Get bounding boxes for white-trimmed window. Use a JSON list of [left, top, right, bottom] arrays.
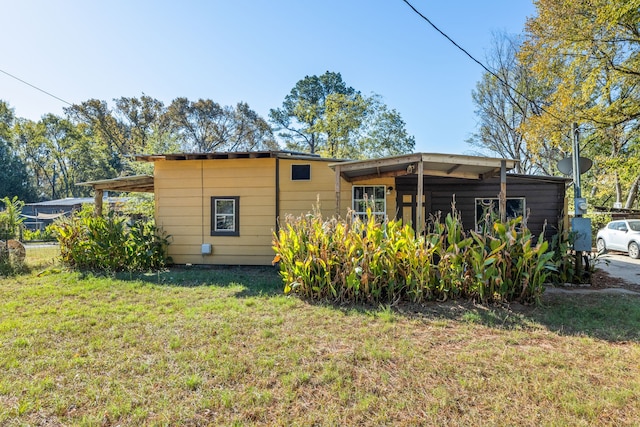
[[352, 185, 386, 222], [211, 196, 240, 236], [475, 197, 525, 232]]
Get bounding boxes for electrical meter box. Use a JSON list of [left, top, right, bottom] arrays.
[[575, 197, 588, 215], [571, 217, 592, 252]]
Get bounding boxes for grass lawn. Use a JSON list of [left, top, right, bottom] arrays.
[[1, 246, 640, 426]]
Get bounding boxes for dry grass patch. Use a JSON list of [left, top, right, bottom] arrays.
[[1, 251, 640, 425]]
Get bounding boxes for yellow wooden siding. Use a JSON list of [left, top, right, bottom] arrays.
[[278, 159, 341, 218], [153, 157, 398, 266], [154, 158, 276, 265], [170, 253, 273, 266]]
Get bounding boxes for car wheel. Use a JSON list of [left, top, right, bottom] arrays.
[[629, 242, 640, 259], [596, 238, 607, 254]]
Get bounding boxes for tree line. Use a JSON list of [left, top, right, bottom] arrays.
[[0, 71, 415, 203], [468, 0, 640, 209], [3, 0, 639, 211]]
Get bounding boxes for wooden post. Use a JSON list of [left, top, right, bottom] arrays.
[[94, 189, 103, 217], [416, 159, 424, 235], [335, 165, 341, 216], [499, 160, 507, 223]]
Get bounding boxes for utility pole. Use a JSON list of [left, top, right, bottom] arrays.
[[572, 123, 582, 278], [571, 123, 592, 281], [572, 123, 581, 204]]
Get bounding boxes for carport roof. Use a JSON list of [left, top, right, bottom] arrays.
[[76, 175, 155, 193], [328, 153, 519, 182]]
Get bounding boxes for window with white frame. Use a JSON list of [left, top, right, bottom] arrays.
[[475, 197, 525, 233], [352, 185, 386, 222], [211, 196, 240, 236]]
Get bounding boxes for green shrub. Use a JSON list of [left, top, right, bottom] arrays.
[[51, 207, 171, 272], [273, 205, 558, 305], [22, 225, 57, 242], [0, 196, 25, 241]]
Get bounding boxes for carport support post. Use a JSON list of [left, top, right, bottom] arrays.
[[335, 165, 341, 216], [94, 189, 103, 217], [416, 159, 424, 235], [500, 160, 507, 223]]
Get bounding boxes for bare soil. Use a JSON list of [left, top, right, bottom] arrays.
[[554, 268, 640, 294]]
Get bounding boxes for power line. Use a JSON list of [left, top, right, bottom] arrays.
[[400, 0, 567, 125], [0, 68, 73, 107]]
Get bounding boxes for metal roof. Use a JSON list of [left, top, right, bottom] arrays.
[[26, 197, 96, 207], [329, 153, 519, 182]]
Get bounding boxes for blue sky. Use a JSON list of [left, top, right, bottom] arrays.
[[2, 1, 536, 154]]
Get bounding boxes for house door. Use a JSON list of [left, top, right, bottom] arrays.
[[396, 189, 429, 230]]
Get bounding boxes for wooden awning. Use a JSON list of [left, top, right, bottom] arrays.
[[76, 175, 154, 193], [328, 153, 519, 235], [328, 153, 518, 182], [76, 175, 154, 216]]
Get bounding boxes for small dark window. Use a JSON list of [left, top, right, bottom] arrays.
[[291, 164, 311, 181], [211, 196, 240, 236]]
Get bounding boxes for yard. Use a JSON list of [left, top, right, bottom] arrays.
[[1, 246, 640, 426]]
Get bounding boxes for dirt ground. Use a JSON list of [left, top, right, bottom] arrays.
[[550, 267, 640, 296], [590, 268, 638, 290]]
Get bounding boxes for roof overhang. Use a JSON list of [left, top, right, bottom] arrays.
[[76, 175, 155, 193], [329, 153, 519, 182], [133, 150, 340, 163]]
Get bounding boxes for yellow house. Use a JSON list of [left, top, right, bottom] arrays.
[[82, 151, 569, 267], [134, 151, 396, 265]]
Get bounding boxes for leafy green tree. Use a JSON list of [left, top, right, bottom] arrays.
[[269, 71, 356, 154], [14, 115, 115, 200], [164, 98, 276, 152], [0, 101, 36, 201], [65, 99, 128, 173], [354, 96, 415, 160], [316, 93, 368, 158], [519, 0, 640, 208], [521, 0, 640, 131], [270, 71, 414, 158]]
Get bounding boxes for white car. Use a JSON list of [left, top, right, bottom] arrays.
[[596, 219, 640, 259]]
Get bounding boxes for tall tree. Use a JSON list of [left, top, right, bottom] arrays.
[[65, 99, 128, 173], [522, 0, 640, 131], [520, 0, 640, 208], [469, 33, 556, 174], [13, 115, 115, 200], [270, 71, 414, 158], [353, 96, 415, 160], [114, 95, 167, 152], [164, 98, 276, 152], [0, 101, 36, 201], [269, 71, 356, 154]]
